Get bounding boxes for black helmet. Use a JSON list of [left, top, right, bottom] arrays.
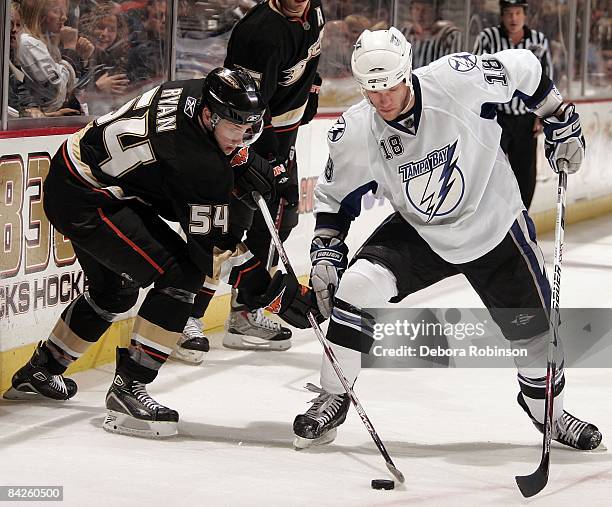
[[500, 0, 528, 10], [202, 67, 266, 125]]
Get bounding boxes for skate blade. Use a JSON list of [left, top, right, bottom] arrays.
[[223, 333, 291, 351], [293, 428, 337, 450], [169, 348, 204, 365], [102, 410, 178, 439], [2, 385, 67, 402]]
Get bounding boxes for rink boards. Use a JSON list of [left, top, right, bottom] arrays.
[[1, 102, 612, 391]]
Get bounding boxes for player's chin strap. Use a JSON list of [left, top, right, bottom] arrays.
[[252, 191, 405, 485]]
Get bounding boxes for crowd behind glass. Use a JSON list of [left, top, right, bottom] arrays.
[[2, 0, 611, 126]]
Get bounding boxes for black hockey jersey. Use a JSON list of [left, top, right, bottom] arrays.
[[64, 79, 243, 275], [225, 0, 325, 158]]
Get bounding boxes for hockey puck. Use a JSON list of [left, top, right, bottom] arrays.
[[371, 479, 394, 490]]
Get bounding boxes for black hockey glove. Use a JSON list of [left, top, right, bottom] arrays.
[[301, 73, 322, 126], [271, 158, 299, 209], [226, 254, 271, 294], [241, 271, 323, 329], [543, 103, 586, 174], [310, 230, 349, 319], [233, 153, 274, 210]]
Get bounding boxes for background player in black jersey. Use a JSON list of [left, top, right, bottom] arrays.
[[174, 0, 326, 357], [3, 67, 320, 438]]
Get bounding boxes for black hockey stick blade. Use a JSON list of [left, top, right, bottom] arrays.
[[516, 458, 549, 497], [386, 462, 405, 483]]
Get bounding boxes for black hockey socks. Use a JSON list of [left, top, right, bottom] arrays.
[[44, 293, 115, 373], [129, 286, 195, 373], [327, 298, 376, 353], [190, 286, 216, 319]]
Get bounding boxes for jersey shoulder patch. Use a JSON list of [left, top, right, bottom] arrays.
[[447, 53, 478, 72], [327, 100, 370, 146], [327, 116, 346, 142]]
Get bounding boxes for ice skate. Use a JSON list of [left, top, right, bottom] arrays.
[[518, 393, 602, 450], [223, 306, 292, 351], [103, 349, 178, 438], [170, 316, 210, 364], [293, 383, 350, 449], [3, 343, 77, 401]]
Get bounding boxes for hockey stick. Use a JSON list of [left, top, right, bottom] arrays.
[[253, 191, 405, 484], [515, 164, 568, 497], [265, 199, 285, 270]]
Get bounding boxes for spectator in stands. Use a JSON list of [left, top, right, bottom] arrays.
[[370, 20, 390, 30], [318, 19, 352, 78], [66, 0, 89, 27], [80, 3, 130, 97], [468, 0, 499, 38], [345, 14, 372, 44], [8, 1, 41, 117], [127, 0, 168, 83], [403, 0, 436, 37], [324, 0, 354, 20], [18, 0, 94, 115], [401, 0, 462, 69]]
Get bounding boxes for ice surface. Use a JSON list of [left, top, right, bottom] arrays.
[[1, 215, 611, 506]]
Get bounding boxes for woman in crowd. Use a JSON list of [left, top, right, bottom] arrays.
[[18, 0, 94, 115], [8, 1, 41, 117], [80, 2, 130, 101]]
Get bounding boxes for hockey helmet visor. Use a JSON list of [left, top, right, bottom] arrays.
[[203, 67, 266, 145]]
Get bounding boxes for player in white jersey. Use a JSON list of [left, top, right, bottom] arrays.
[[292, 27, 602, 452]]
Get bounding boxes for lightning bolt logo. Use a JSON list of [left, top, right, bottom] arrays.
[[328, 117, 346, 142], [420, 141, 459, 222]]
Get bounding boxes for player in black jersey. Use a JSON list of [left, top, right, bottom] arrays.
[[3, 67, 320, 438], [227, 0, 324, 265], [178, 0, 326, 355]]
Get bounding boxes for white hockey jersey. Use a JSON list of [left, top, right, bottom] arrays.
[[17, 33, 76, 113], [315, 49, 549, 264]]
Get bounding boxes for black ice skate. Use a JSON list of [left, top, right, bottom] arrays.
[[170, 316, 210, 364], [103, 349, 178, 438], [293, 383, 350, 449], [3, 343, 77, 401], [518, 393, 602, 450]]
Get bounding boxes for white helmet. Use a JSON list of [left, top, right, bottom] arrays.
[[351, 27, 413, 91]]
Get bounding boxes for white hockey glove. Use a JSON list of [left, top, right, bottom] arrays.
[[542, 103, 586, 174], [310, 229, 349, 319]]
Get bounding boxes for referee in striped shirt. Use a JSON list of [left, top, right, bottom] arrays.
[[473, 0, 553, 209], [402, 0, 463, 69]]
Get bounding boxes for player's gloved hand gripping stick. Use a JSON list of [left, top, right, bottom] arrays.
[[252, 190, 405, 485]]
